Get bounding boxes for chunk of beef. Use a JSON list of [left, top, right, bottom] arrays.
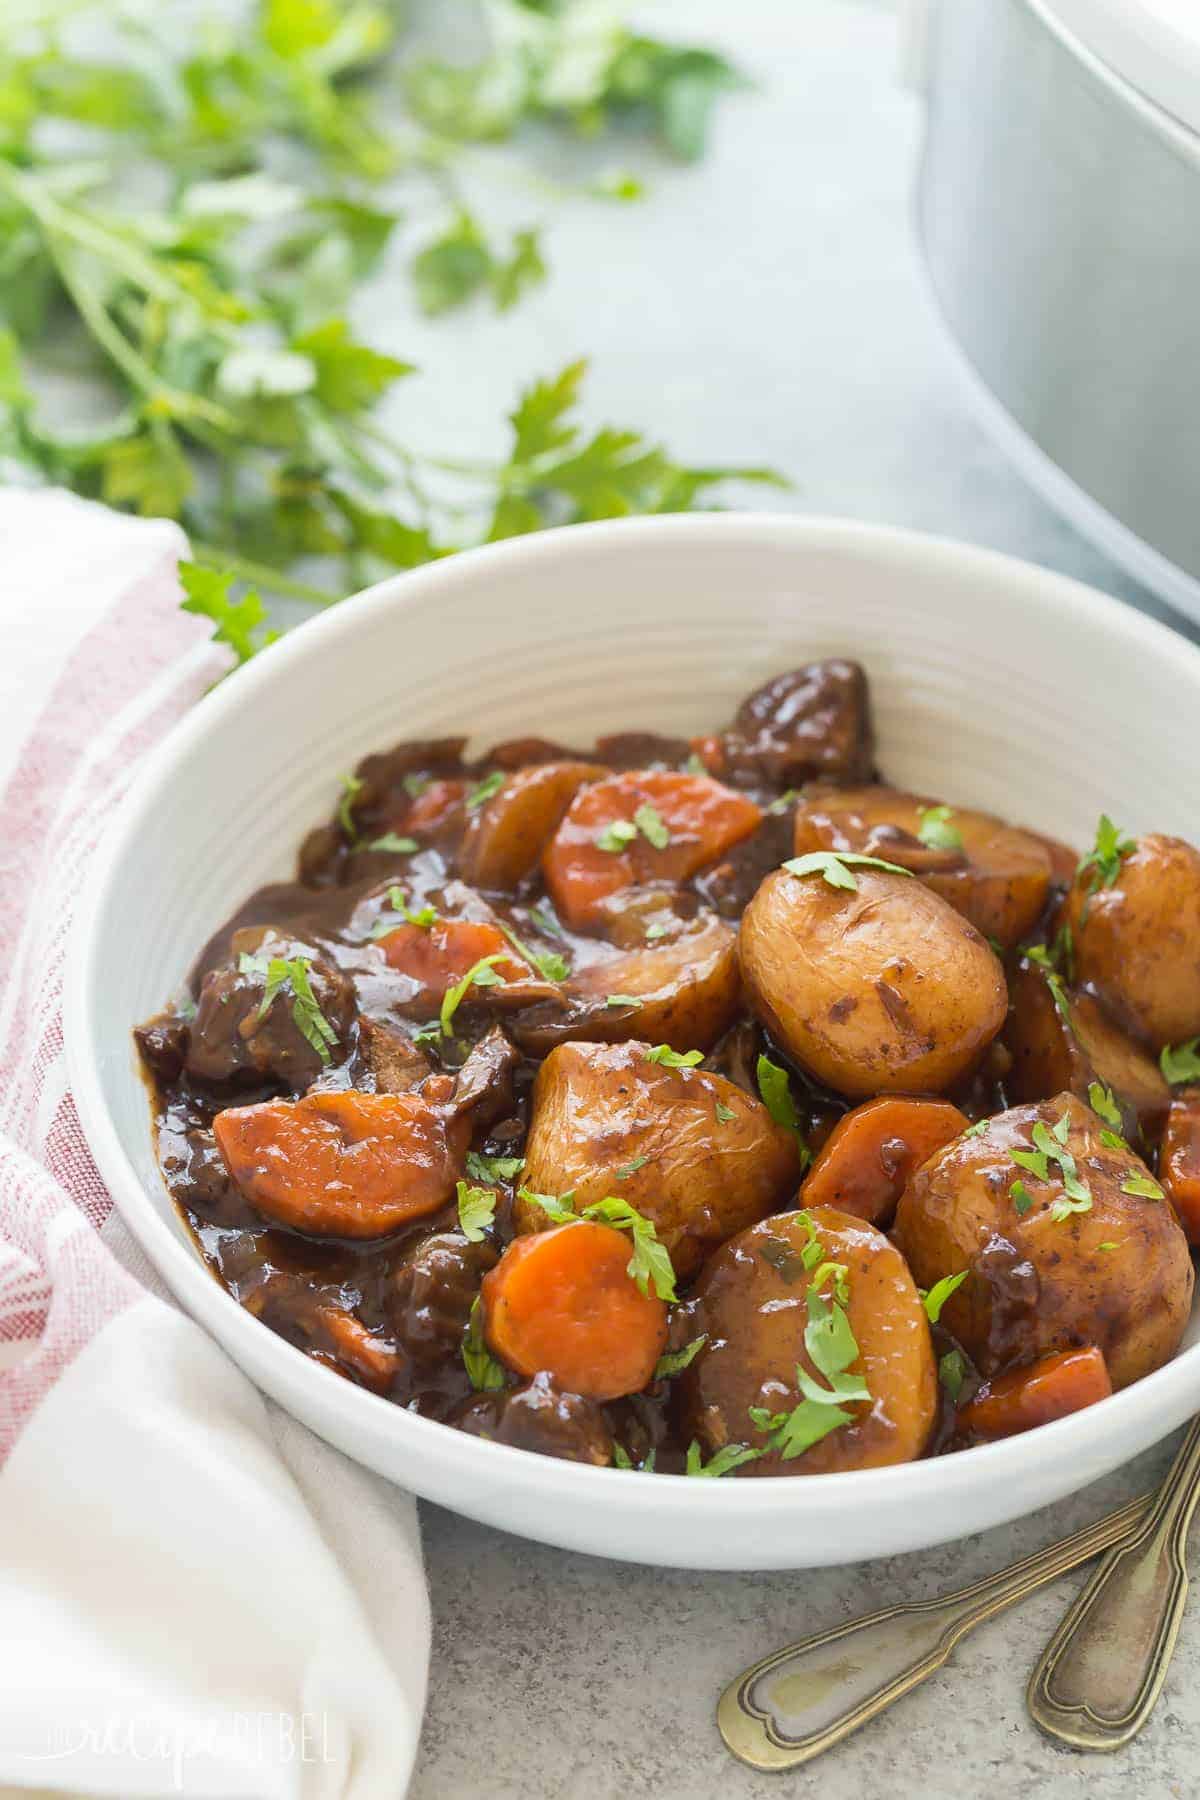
[[719, 660, 874, 788], [186, 928, 355, 1091]]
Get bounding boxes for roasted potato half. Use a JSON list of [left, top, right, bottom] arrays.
[[516, 1040, 802, 1279], [893, 1093, 1192, 1390], [1003, 956, 1170, 1141], [676, 1206, 937, 1474], [739, 865, 1007, 1098], [459, 761, 607, 893], [1062, 833, 1200, 1049], [792, 784, 1053, 948], [512, 911, 740, 1057]]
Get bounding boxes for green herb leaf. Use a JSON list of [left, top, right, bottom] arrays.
[[1076, 814, 1135, 903], [370, 885, 439, 935], [715, 1102, 736, 1124], [922, 1270, 969, 1324], [456, 1180, 497, 1243], [463, 1296, 505, 1391], [1097, 1241, 1119, 1253], [368, 833, 419, 854], [615, 1155, 649, 1180], [1088, 1082, 1123, 1130], [496, 920, 569, 984], [440, 953, 507, 1037], [755, 1054, 811, 1165], [1161, 1037, 1200, 1085], [962, 1119, 991, 1139], [939, 1349, 968, 1402], [1012, 1179, 1035, 1216], [766, 789, 797, 815], [245, 953, 338, 1064], [605, 993, 642, 1010], [634, 802, 670, 849], [644, 1045, 704, 1068], [579, 1195, 677, 1301], [612, 1442, 633, 1469], [654, 1335, 707, 1380], [685, 1440, 762, 1478], [595, 818, 639, 853], [178, 564, 278, 669], [916, 804, 963, 851], [516, 1187, 579, 1226], [466, 1150, 524, 1183], [466, 770, 505, 811], [1121, 1173, 1164, 1200], [782, 851, 915, 892]]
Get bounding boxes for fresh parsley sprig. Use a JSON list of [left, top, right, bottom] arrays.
[[239, 949, 339, 1063], [782, 851, 913, 892], [755, 1054, 811, 1167], [1161, 1038, 1200, 1086], [517, 1188, 677, 1301], [916, 804, 963, 851]]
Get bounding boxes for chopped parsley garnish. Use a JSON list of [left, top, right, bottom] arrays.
[[1008, 1115, 1094, 1221], [1012, 1179, 1035, 1216], [1076, 814, 1135, 920], [612, 1442, 633, 1469], [1121, 1173, 1164, 1200], [605, 993, 642, 1010], [466, 770, 505, 811], [497, 920, 569, 983], [782, 850, 914, 892], [466, 1151, 525, 1183], [615, 1155, 649, 1179], [368, 832, 419, 854], [755, 1054, 811, 1166], [1097, 1241, 1119, 1253], [240, 951, 338, 1064], [1161, 1038, 1200, 1085], [440, 953, 507, 1037], [922, 1270, 968, 1324], [916, 804, 963, 851], [962, 1119, 991, 1138], [767, 789, 797, 815], [402, 773, 431, 800], [412, 1020, 443, 1048], [645, 921, 669, 941], [462, 1297, 505, 1392], [338, 772, 365, 844], [633, 802, 670, 849], [715, 1102, 737, 1124], [371, 885, 438, 935], [644, 1045, 704, 1068], [749, 1254, 869, 1459], [1023, 943, 1072, 1019], [595, 819, 639, 853], [456, 1181, 497, 1242], [654, 1335, 707, 1380], [939, 1349, 968, 1402], [685, 1441, 762, 1478], [1088, 1082, 1123, 1131], [517, 1189, 677, 1301]]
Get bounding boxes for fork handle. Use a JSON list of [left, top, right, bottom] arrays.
[[1027, 1418, 1200, 1751], [717, 1493, 1149, 1772]]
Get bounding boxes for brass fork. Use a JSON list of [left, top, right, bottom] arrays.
[[717, 1492, 1151, 1772]]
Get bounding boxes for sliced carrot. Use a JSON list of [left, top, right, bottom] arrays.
[[542, 769, 762, 928], [213, 1088, 460, 1238], [311, 1307, 400, 1392], [481, 1220, 667, 1400], [800, 1096, 969, 1226], [377, 918, 529, 996], [1161, 1088, 1200, 1244], [959, 1347, 1112, 1441], [404, 778, 467, 833]]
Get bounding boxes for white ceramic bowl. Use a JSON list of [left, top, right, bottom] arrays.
[[67, 515, 1200, 1570]]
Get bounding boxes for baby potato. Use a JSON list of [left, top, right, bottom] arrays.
[[512, 912, 740, 1057], [739, 866, 1007, 1098], [516, 1040, 802, 1280], [676, 1206, 937, 1475], [1003, 957, 1170, 1140], [792, 785, 1052, 947], [1063, 833, 1200, 1049], [459, 761, 607, 893], [893, 1093, 1192, 1390]]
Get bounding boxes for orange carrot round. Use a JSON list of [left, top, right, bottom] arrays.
[[542, 769, 762, 928], [959, 1347, 1112, 1441], [481, 1220, 668, 1400], [1161, 1089, 1200, 1244], [213, 1089, 460, 1238], [801, 1096, 970, 1226], [377, 917, 528, 995]]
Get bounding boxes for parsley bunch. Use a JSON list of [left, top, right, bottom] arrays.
[[1, 0, 781, 668]]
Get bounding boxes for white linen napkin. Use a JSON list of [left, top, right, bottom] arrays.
[[0, 488, 430, 1800]]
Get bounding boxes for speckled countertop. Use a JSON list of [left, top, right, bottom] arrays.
[[383, 3, 1200, 1793]]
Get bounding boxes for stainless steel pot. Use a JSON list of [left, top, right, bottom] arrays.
[[916, 0, 1200, 622]]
